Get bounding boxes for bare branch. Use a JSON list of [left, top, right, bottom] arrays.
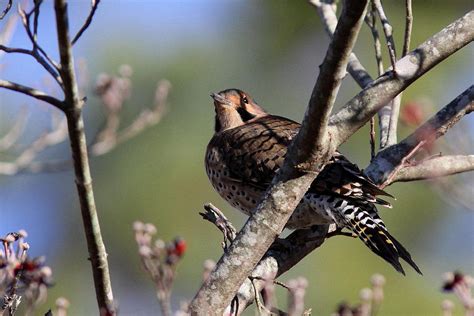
[[0, 0, 12, 20], [403, 0, 413, 57], [0, 116, 67, 175], [0, 44, 63, 86], [366, 85, 474, 185], [226, 225, 329, 315], [373, 0, 397, 71], [72, 0, 101, 45], [329, 11, 474, 144], [365, 4, 393, 151], [311, 0, 373, 89], [0, 79, 64, 109], [18, 3, 61, 75], [199, 203, 237, 252], [91, 79, 170, 156], [391, 155, 474, 183], [54, 0, 115, 313]]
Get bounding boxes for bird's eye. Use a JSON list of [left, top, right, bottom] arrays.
[[242, 96, 249, 104]]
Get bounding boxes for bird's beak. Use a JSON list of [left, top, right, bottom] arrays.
[[210, 92, 227, 104]]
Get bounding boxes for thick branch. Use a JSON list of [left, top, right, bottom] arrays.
[[329, 10, 474, 144], [228, 225, 329, 315], [54, 0, 115, 314], [0, 79, 64, 110], [391, 155, 474, 183], [366, 85, 474, 185], [189, 1, 368, 313]]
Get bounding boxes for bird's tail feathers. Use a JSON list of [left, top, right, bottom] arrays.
[[344, 207, 422, 275]]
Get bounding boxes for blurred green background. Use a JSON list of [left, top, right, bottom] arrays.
[[1, 1, 473, 315]]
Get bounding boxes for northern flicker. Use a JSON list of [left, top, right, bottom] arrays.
[[205, 88, 421, 275]]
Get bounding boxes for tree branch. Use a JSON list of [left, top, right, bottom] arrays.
[[0, 79, 64, 110], [311, 0, 373, 89], [402, 0, 413, 57], [54, 0, 115, 314], [189, 1, 369, 313], [71, 0, 101, 45], [226, 225, 329, 315], [329, 10, 474, 144], [0, 0, 12, 20], [390, 155, 474, 183], [18, 3, 61, 76], [373, 0, 397, 71], [0, 116, 67, 175], [366, 85, 474, 185]]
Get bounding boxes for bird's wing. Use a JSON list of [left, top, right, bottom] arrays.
[[218, 115, 299, 190], [310, 152, 393, 207]]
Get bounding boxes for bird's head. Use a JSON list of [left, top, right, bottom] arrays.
[[210, 89, 268, 133]]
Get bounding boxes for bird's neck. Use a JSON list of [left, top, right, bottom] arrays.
[[214, 108, 245, 132]]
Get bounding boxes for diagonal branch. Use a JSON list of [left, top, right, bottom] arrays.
[[227, 225, 329, 315], [72, 0, 101, 45], [365, 85, 474, 185], [0, 117, 68, 175], [189, 1, 369, 313], [0, 79, 64, 110], [0, 0, 12, 20], [390, 155, 474, 183], [329, 10, 474, 145]]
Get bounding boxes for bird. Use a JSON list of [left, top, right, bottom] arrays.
[[205, 88, 422, 275]]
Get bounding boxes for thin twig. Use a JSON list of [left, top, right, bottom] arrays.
[[91, 79, 171, 156], [0, 79, 64, 109], [72, 0, 101, 45], [366, 5, 393, 151], [372, 0, 402, 147], [15, 3, 63, 87], [402, 0, 413, 57], [0, 0, 12, 20], [18, 2, 61, 72], [369, 117, 376, 160], [0, 116, 68, 175], [199, 203, 237, 252], [33, 0, 41, 39], [373, 0, 397, 72], [0, 44, 63, 86]]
